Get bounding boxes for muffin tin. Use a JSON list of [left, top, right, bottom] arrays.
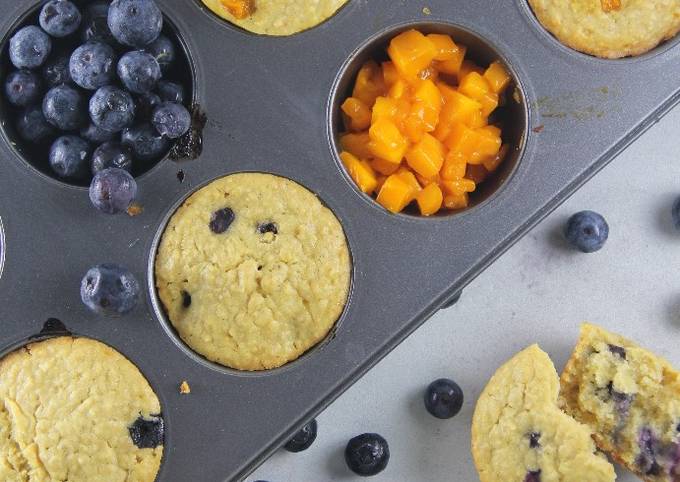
[[0, 0, 679, 480]]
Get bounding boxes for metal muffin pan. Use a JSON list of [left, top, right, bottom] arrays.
[[0, 0, 679, 480]]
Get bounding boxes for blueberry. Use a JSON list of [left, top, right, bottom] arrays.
[[117, 51, 161, 94], [39, 1, 81, 38], [91, 142, 133, 174], [89, 86, 135, 132], [81, 1, 117, 44], [524, 470, 541, 482], [69, 41, 116, 90], [42, 53, 72, 87], [81, 123, 117, 143], [135, 92, 161, 119], [128, 415, 164, 449], [48, 135, 90, 179], [209, 208, 235, 234], [43, 84, 85, 130], [672, 196, 680, 231], [424, 378, 464, 419], [156, 80, 184, 103], [80, 263, 140, 315], [145, 35, 175, 72], [121, 123, 169, 161], [181, 290, 191, 308], [152, 102, 191, 139], [608, 344, 626, 360], [89, 168, 137, 214], [344, 433, 390, 477], [284, 419, 317, 453], [564, 210, 609, 253], [257, 222, 278, 235], [9, 26, 52, 69], [637, 427, 662, 476], [4, 70, 41, 107], [17, 105, 55, 142], [108, 0, 163, 48], [528, 432, 541, 448]]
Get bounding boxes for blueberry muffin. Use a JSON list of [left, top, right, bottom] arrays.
[[528, 0, 680, 58], [201, 0, 349, 36], [0, 336, 163, 482], [472, 345, 616, 482], [155, 173, 351, 371], [561, 323, 680, 481]]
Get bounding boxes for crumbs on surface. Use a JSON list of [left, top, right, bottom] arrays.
[[179, 380, 191, 394], [127, 202, 144, 217]]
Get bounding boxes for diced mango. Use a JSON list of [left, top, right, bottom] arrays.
[[458, 60, 484, 82], [436, 82, 458, 102], [375, 175, 388, 193], [377, 174, 416, 213], [459, 72, 491, 101], [396, 167, 422, 198], [416, 183, 443, 216], [372, 97, 398, 124], [415, 172, 440, 187], [465, 164, 489, 184], [220, 0, 255, 19], [443, 192, 469, 210], [440, 150, 468, 180], [433, 91, 481, 140], [427, 34, 459, 61], [382, 61, 399, 86], [441, 178, 476, 195], [444, 122, 479, 158], [370, 157, 401, 176], [484, 61, 511, 94], [403, 114, 425, 143], [341, 97, 371, 131], [468, 109, 487, 128], [475, 126, 502, 158], [418, 66, 439, 83], [484, 144, 509, 172], [478, 91, 499, 117], [387, 30, 437, 81], [405, 133, 445, 179], [340, 132, 373, 160], [388, 79, 408, 100], [353, 61, 385, 107], [436, 44, 467, 76], [414, 80, 442, 111], [368, 119, 408, 164], [340, 152, 378, 194]]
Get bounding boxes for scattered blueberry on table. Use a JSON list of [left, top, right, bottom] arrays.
[[424, 378, 464, 419], [564, 210, 609, 253], [2, 0, 192, 194], [284, 419, 318, 453], [89, 167, 138, 214], [80, 263, 139, 315], [345, 433, 390, 476]]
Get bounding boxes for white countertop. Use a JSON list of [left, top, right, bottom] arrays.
[[249, 105, 680, 482]]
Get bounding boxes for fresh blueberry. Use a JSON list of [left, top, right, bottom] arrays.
[[91, 142, 133, 174], [117, 50, 161, 94], [89, 167, 137, 214], [49, 135, 90, 179], [9, 26, 52, 69], [108, 0, 163, 48], [81, 1, 117, 44], [145, 35, 175, 72], [39, 1, 81, 38], [424, 378, 464, 419], [564, 210, 609, 253], [17, 105, 55, 142], [209, 208, 235, 234], [524, 470, 541, 482], [128, 415, 164, 449], [284, 419, 317, 453], [69, 41, 116, 90], [89, 85, 135, 132], [42, 53, 72, 87], [121, 123, 169, 161], [345, 433, 390, 476], [42, 84, 85, 130], [152, 102, 191, 139], [135, 92, 161, 119], [4, 70, 41, 107], [672, 196, 680, 231], [81, 123, 117, 143], [81, 263, 139, 314], [156, 80, 184, 103]]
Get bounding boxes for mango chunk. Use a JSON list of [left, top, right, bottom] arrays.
[[368, 119, 408, 164], [436, 44, 467, 75], [353, 61, 385, 107], [443, 192, 469, 210], [405, 133, 445, 179], [387, 30, 437, 81], [441, 178, 476, 195], [416, 183, 444, 216], [440, 150, 468, 180], [341, 97, 371, 131], [377, 174, 416, 213], [370, 157, 401, 176], [341, 152, 378, 194], [426, 34, 459, 61], [458, 60, 484, 82], [396, 167, 422, 199], [483, 61, 511, 94], [340, 132, 373, 160], [220, 0, 255, 19]]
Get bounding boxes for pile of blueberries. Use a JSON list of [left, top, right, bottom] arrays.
[[4, 0, 191, 212]]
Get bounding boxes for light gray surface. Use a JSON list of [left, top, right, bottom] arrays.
[[250, 105, 680, 481]]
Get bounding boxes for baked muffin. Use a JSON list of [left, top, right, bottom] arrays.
[[201, 0, 349, 36], [472, 344, 616, 482], [155, 173, 351, 371], [0, 337, 163, 482], [528, 0, 680, 58], [561, 323, 680, 481]]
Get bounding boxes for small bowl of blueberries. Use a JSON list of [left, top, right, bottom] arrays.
[[1, 0, 195, 210]]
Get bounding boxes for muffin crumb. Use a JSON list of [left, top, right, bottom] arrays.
[[179, 380, 191, 394]]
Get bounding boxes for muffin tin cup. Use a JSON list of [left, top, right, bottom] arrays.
[[1, 0, 680, 481]]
